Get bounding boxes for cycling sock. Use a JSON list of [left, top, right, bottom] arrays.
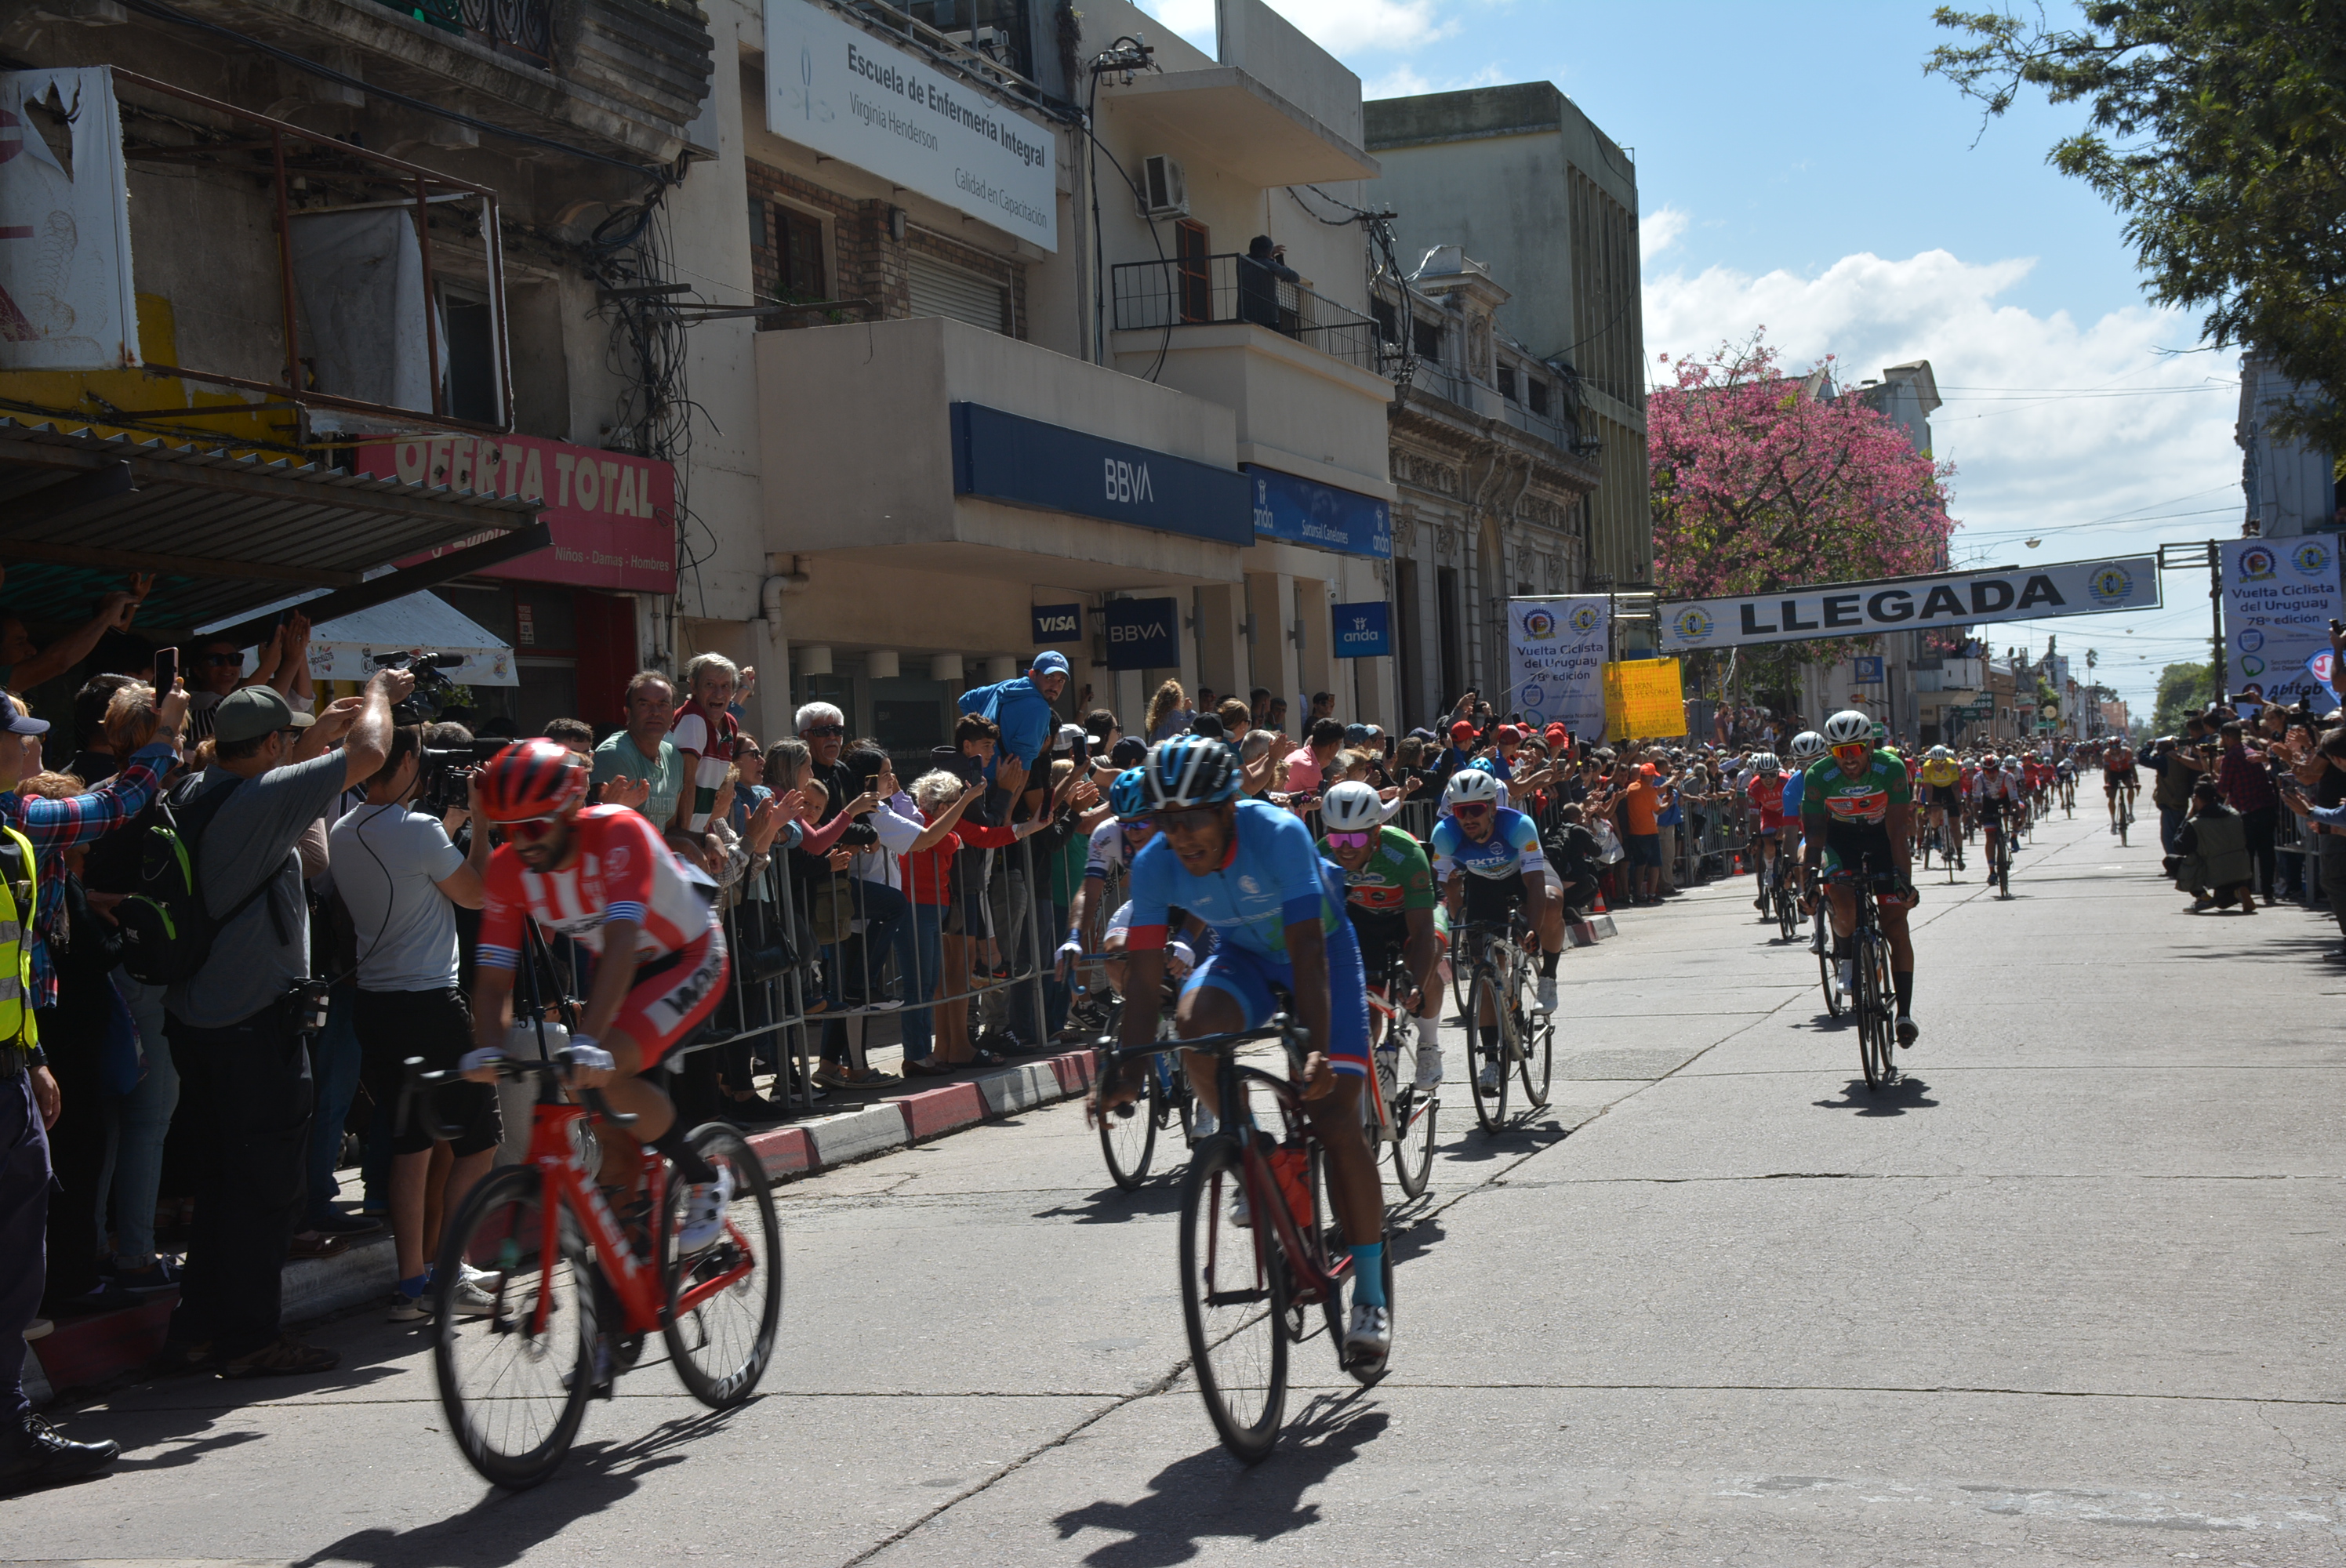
[[652, 1123, 719, 1185], [1538, 951, 1559, 978], [1349, 1243, 1387, 1308], [1894, 971, 1914, 1012], [396, 1272, 427, 1301], [1479, 1024, 1498, 1053], [1831, 936, 1850, 960]]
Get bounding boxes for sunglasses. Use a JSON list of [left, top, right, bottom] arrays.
[[503, 816, 564, 843], [1153, 807, 1222, 833], [197, 652, 242, 668], [1452, 802, 1493, 819], [1324, 829, 1375, 850], [801, 724, 845, 739]]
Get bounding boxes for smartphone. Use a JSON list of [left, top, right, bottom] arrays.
[[153, 646, 179, 692]]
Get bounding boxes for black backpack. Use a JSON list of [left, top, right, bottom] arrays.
[[115, 775, 274, 985]]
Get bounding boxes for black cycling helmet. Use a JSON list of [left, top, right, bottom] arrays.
[[1145, 735, 1240, 809]]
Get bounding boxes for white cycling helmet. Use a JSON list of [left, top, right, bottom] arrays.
[[1320, 780, 1385, 833], [1756, 753, 1781, 775], [1821, 710, 1872, 746], [1789, 730, 1827, 763], [1927, 745, 1952, 760], [1444, 768, 1502, 808], [2002, 755, 2022, 771]]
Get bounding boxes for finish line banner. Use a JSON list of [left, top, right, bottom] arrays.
[[1658, 556, 2161, 652]]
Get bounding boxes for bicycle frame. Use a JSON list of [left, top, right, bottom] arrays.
[[1363, 953, 1433, 1149]]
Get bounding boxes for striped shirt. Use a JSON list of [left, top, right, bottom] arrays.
[[0, 742, 175, 1008]]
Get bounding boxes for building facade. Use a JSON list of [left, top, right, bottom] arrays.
[[2236, 353, 2341, 539]]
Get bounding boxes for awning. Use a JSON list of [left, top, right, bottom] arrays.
[[215, 588, 518, 688], [0, 417, 550, 634]]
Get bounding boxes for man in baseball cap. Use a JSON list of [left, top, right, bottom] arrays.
[[209, 685, 316, 746]]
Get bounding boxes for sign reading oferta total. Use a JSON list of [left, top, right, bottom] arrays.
[[1658, 556, 2161, 652], [765, 0, 1058, 251]]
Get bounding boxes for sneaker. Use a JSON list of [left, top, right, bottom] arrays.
[[1228, 1185, 1251, 1229], [1834, 960, 1853, 995], [1413, 1046, 1443, 1089], [1476, 1062, 1500, 1094], [444, 1265, 499, 1319], [111, 1258, 179, 1296], [677, 1167, 737, 1254], [1342, 1303, 1392, 1372], [385, 1290, 430, 1323], [1534, 973, 1558, 1013], [1896, 1013, 1919, 1047], [1753, 893, 1768, 912], [1192, 1106, 1218, 1142]]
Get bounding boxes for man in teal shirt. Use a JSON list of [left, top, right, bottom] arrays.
[[590, 671, 685, 827]]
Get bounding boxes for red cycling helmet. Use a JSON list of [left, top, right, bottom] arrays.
[[476, 738, 589, 823]]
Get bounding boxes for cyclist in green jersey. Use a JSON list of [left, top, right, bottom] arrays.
[[1803, 710, 1922, 1047], [1319, 782, 1444, 1087]]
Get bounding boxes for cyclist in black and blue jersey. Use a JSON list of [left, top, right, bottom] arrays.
[[1107, 736, 1390, 1372]]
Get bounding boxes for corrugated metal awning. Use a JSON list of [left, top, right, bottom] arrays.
[[0, 418, 548, 633]]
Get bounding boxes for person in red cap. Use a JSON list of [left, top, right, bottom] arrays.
[[1439, 720, 1479, 782]]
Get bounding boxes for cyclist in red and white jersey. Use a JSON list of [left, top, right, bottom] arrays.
[[1745, 754, 1788, 910], [463, 739, 735, 1249]]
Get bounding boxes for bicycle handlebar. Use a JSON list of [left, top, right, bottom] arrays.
[[401, 1051, 639, 1137]]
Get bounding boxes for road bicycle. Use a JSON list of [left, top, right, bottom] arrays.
[[1458, 909, 1554, 1133], [1822, 864, 1902, 1091], [1106, 1014, 1395, 1462], [2115, 786, 2135, 846], [1363, 948, 1439, 1199], [1808, 873, 1845, 1020], [1986, 812, 2014, 897], [2061, 775, 2076, 817], [1071, 955, 1197, 1190], [409, 1053, 783, 1489], [1770, 847, 1803, 941]]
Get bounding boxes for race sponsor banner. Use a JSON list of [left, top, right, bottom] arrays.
[[1506, 596, 1608, 738], [1603, 659, 1687, 741], [2221, 537, 2341, 710], [1658, 556, 2161, 651]]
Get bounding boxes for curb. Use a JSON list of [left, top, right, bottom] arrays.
[[27, 1048, 1101, 1408]]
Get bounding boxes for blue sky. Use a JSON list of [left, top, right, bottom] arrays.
[[1136, 0, 2250, 714]]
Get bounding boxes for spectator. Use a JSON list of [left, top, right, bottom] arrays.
[[957, 652, 1068, 797], [1616, 760, 1665, 906], [161, 669, 406, 1379], [1237, 234, 1300, 332], [1084, 707, 1123, 760], [0, 577, 153, 702], [2176, 779, 2256, 913], [670, 653, 743, 836], [1310, 691, 1335, 724], [1237, 729, 1280, 798], [1143, 681, 1190, 745], [1266, 698, 1288, 736], [1216, 698, 1252, 742], [327, 725, 496, 1320], [590, 672, 685, 826], [2214, 720, 2278, 905], [899, 769, 1014, 1071], [542, 717, 595, 757], [65, 675, 136, 783], [1284, 719, 1345, 797], [1545, 804, 1603, 916], [1249, 688, 1273, 728]]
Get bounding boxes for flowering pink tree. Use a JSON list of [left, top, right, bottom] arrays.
[[1649, 331, 1959, 699]]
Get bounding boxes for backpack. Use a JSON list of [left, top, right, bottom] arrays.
[[114, 775, 277, 986]]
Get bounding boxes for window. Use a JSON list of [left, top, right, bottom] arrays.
[[1498, 365, 1517, 401], [1412, 317, 1442, 361], [776, 206, 826, 300], [1371, 297, 1398, 345], [1528, 378, 1549, 416], [748, 197, 768, 252], [908, 251, 1008, 334], [440, 289, 500, 425], [1175, 219, 1210, 323]]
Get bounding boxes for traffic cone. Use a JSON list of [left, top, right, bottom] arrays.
[[1592, 887, 1609, 914]]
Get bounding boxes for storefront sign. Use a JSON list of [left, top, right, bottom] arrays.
[[1103, 596, 1178, 670], [1854, 655, 1884, 681], [1658, 556, 2162, 651], [2221, 537, 2342, 709], [1332, 601, 1389, 658], [950, 403, 1251, 546], [1247, 466, 1391, 559], [1031, 601, 1082, 644], [0, 68, 139, 370], [764, 0, 1057, 251], [358, 434, 677, 593], [1506, 596, 1608, 738], [1603, 657, 1687, 741]]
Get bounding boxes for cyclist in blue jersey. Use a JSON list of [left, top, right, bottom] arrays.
[[1108, 735, 1389, 1373], [1429, 768, 1563, 1003], [1780, 730, 1825, 948]]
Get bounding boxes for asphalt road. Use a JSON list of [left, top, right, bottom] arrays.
[[8, 804, 2343, 1566]]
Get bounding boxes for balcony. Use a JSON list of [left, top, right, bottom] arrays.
[[1098, 65, 1378, 188], [1113, 255, 1379, 373]]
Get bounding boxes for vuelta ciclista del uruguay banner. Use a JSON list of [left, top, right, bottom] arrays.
[[1507, 597, 1609, 737], [1657, 556, 2162, 651], [2221, 536, 2343, 710]]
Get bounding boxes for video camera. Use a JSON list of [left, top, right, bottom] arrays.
[[417, 736, 507, 813], [376, 649, 468, 724]]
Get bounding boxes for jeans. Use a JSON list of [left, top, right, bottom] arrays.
[[165, 1007, 314, 1360], [899, 904, 946, 1061], [38, 1003, 105, 1306], [2159, 804, 2186, 855], [978, 869, 1040, 1044], [303, 985, 362, 1225], [2, 1070, 49, 1431], [99, 972, 178, 1265], [2241, 804, 2278, 897]]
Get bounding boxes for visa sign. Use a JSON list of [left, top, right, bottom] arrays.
[[1031, 601, 1082, 644], [1104, 596, 1179, 670]]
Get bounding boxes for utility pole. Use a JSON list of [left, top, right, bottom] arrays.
[[2157, 541, 2225, 695]]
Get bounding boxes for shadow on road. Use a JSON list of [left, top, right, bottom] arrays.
[[1813, 1076, 1938, 1116], [1050, 1401, 1389, 1566], [1034, 1179, 1188, 1224]]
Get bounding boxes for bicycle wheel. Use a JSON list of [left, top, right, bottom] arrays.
[[663, 1124, 783, 1409], [433, 1164, 597, 1490], [1776, 879, 1799, 940], [1854, 931, 1890, 1091], [1465, 966, 1509, 1133], [1818, 938, 1845, 1019], [1516, 1005, 1553, 1110], [1179, 1137, 1287, 1463], [1099, 1050, 1157, 1191]]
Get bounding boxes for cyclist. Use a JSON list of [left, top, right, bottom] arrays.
[[2102, 736, 2140, 833], [1744, 753, 1788, 913], [1781, 730, 1825, 946], [1973, 753, 2027, 883], [1109, 736, 1390, 1372], [462, 739, 735, 1251], [1801, 710, 1921, 1046], [1430, 768, 1564, 1098], [1918, 745, 1963, 868], [1318, 780, 1444, 1089], [1057, 769, 1209, 1007]]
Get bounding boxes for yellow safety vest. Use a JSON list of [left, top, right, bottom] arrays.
[[0, 823, 38, 1050]]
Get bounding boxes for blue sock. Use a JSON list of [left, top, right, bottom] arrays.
[[396, 1272, 428, 1301], [1349, 1243, 1386, 1308]]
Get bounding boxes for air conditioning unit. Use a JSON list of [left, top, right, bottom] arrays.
[[1139, 154, 1188, 219]]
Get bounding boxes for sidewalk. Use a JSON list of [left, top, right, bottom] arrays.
[[24, 1044, 1105, 1408]]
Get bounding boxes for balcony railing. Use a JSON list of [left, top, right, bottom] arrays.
[[1498, 394, 1576, 452], [387, 0, 553, 67], [1112, 254, 1379, 374]]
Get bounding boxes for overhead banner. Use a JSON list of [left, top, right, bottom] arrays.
[[1604, 659, 1687, 741], [1658, 556, 2162, 651], [0, 67, 140, 370], [1506, 596, 1608, 738], [764, 0, 1057, 251], [1247, 466, 1392, 559], [2221, 537, 2341, 710]]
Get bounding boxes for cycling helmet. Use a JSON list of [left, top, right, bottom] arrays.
[[1108, 767, 1150, 822], [1144, 735, 1239, 809], [1927, 745, 1952, 760], [1756, 753, 1781, 775], [477, 739, 588, 823], [1320, 780, 1385, 832], [2001, 755, 2021, 771], [1444, 768, 1502, 808], [1789, 730, 1827, 763], [1821, 710, 1872, 746]]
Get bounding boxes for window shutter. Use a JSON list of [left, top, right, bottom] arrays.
[[907, 252, 1008, 335]]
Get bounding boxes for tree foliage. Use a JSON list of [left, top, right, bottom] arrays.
[[2153, 658, 2217, 732], [1649, 332, 1960, 696], [1927, 1, 2346, 449]]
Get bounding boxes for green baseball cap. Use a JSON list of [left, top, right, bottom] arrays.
[[212, 685, 315, 745]]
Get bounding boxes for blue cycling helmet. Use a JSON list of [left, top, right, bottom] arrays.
[[1145, 735, 1239, 809], [1109, 767, 1150, 822]]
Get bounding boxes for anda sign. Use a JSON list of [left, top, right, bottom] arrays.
[[1658, 557, 2160, 652]]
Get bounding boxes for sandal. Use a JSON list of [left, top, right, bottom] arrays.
[[902, 1058, 952, 1077], [217, 1333, 340, 1379], [965, 1048, 1007, 1068]]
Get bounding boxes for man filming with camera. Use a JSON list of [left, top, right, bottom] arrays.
[[329, 726, 497, 1320]]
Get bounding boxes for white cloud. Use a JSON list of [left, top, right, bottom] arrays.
[[1638, 205, 1689, 260], [1644, 244, 2242, 707], [1360, 60, 1505, 99]]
